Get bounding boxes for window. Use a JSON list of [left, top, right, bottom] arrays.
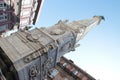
[[5, 16, 7, 19], [4, 3, 6, 7], [0, 3, 3, 7], [73, 70, 79, 75], [22, 0, 32, 5], [21, 10, 31, 17], [63, 63, 67, 67], [0, 17, 4, 20], [49, 69, 59, 78], [0, 14, 7, 22], [0, 13, 3, 15], [0, 2, 7, 9]]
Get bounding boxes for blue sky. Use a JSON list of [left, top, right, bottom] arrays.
[[34, 0, 120, 80]]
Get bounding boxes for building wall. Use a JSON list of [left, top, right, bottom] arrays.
[[47, 57, 96, 80], [0, 0, 44, 35], [0, 0, 14, 34]]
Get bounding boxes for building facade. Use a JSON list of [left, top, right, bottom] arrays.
[[0, 0, 14, 34], [0, 0, 44, 35], [47, 57, 96, 80]]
